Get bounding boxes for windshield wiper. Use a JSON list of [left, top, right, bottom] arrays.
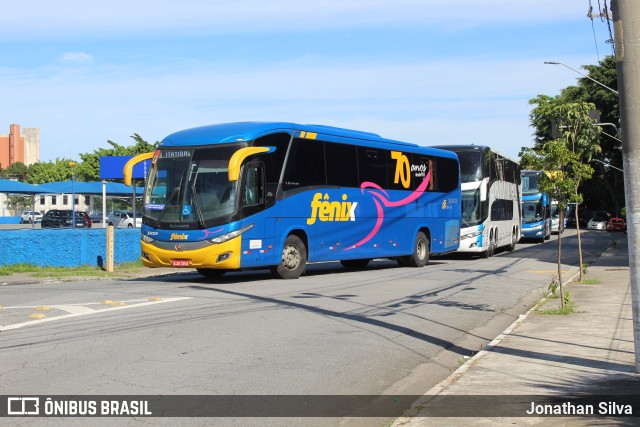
[[190, 170, 206, 228]]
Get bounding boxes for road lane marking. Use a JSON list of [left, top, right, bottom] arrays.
[[0, 297, 192, 331]]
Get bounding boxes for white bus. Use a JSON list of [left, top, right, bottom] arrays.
[[434, 145, 522, 257]]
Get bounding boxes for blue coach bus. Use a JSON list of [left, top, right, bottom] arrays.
[[124, 122, 461, 279], [521, 170, 551, 242]]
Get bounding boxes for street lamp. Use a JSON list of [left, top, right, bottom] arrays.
[[544, 61, 619, 95], [591, 158, 623, 172]]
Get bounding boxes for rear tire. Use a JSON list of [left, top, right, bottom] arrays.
[[340, 259, 370, 270], [272, 235, 307, 279], [507, 230, 517, 251], [405, 231, 429, 267], [196, 268, 226, 278]]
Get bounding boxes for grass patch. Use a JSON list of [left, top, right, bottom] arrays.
[[0, 260, 145, 278], [537, 305, 576, 315], [575, 278, 600, 285]]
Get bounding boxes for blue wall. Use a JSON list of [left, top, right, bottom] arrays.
[[0, 228, 141, 267], [0, 217, 20, 224]]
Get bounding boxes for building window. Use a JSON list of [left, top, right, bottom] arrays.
[[51, 195, 57, 205], [40, 196, 45, 205], [63, 195, 68, 205], [84, 196, 90, 205]]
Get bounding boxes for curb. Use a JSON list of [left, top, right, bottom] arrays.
[[392, 267, 582, 425]]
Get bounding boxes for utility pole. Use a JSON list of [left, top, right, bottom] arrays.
[[612, 0, 640, 373]]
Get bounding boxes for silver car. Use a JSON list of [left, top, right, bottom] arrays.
[[107, 211, 142, 228], [587, 217, 607, 231]]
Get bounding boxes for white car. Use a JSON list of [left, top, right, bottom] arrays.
[[107, 211, 142, 228], [587, 217, 607, 231], [20, 211, 43, 223]]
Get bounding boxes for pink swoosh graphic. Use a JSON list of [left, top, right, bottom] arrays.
[[345, 170, 432, 250]]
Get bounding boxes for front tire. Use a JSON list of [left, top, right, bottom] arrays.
[[272, 235, 307, 279], [405, 231, 429, 267], [482, 232, 495, 258]]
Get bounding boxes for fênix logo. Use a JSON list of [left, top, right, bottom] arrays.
[[307, 193, 357, 225]]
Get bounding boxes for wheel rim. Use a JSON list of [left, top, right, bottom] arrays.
[[282, 244, 301, 271], [416, 238, 427, 260]]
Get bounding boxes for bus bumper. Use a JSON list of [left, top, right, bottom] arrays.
[[140, 236, 242, 270]]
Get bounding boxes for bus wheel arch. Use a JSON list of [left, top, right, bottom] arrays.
[[272, 231, 308, 279], [405, 228, 430, 267]]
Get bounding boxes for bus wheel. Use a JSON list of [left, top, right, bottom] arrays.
[[196, 268, 226, 278], [507, 230, 517, 251], [272, 235, 307, 279], [340, 259, 370, 270], [482, 233, 495, 258], [405, 231, 429, 267]]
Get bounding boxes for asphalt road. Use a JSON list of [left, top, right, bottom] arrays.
[[0, 229, 623, 426]]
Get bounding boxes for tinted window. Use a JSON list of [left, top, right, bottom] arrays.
[[437, 157, 459, 193], [282, 138, 326, 192], [326, 142, 359, 187], [253, 132, 291, 184], [358, 147, 387, 188], [491, 199, 514, 221]]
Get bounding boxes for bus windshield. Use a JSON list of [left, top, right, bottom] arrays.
[[455, 151, 483, 182], [461, 188, 481, 228], [523, 199, 544, 224], [143, 143, 246, 227]]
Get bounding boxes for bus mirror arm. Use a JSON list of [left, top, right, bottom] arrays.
[[228, 146, 274, 182], [123, 152, 155, 186]]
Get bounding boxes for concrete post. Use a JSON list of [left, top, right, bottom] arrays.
[[612, 0, 640, 373]]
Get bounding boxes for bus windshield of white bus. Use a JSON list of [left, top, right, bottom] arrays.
[[461, 188, 481, 227], [143, 143, 246, 227], [455, 151, 483, 182]]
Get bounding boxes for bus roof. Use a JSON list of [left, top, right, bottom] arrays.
[[433, 144, 520, 164], [160, 122, 458, 159]]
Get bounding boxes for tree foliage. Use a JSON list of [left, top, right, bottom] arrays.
[[76, 134, 158, 182], [527, 55, 623, 216]]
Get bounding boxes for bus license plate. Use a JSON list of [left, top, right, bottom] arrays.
[[172, 259, 190, 267]]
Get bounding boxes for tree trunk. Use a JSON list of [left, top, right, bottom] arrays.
[[575, 199, 584, 282], [558, 209, 565, 309]]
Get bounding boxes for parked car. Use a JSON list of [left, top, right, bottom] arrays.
[[107, 211, 142, 228], [20, 211, 43, 223], [41, 209, 89, 228], [607, 217, 627, 233], [587, 217, 607, 231], [77, 211, 92, 228], [90, 212, 106, 225]]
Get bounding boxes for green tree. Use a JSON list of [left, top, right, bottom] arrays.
[[533, 56, 623, 215], [26, 158, 75, 184], [527, 99, 600, 281], [76, 134, 158, 182], [1, 161, 28, 181], [521, 141, 593, 309]]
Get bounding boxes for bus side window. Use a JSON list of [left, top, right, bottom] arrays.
[[358, 147, 387, 188], [243, 163, 264, 208]]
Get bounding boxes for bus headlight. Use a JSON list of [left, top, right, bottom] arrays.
[[142, 234, 155, 243], [462, 230, 483, 239], [207, 224, 254, 244]]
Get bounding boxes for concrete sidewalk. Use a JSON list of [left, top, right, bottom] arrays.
[[393, 235, 639, 426]]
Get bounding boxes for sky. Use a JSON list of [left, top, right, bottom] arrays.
[[0, 0, 616, 163]]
